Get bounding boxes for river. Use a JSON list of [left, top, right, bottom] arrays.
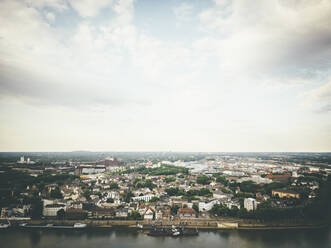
[[1, 228, 331, 248]]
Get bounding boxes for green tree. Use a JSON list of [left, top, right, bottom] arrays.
[[197, 175, 211, 185], [171, 205, 179, 215], [165, 177, 176, 183], [30, 199, 43, 219], [128, 210, 142, 220], [57, 209, 65, 220], [215, 175, 229, 186], [144, 179, 156, 189], [240, 181, 258, 193], [150, 196, 160, 202], [192, 203, 199, 214], [109, 183, 119, 190], [50, 187, 63, 199]]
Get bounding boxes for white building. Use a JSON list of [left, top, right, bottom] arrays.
[[43, 203, 66, 217], [199, 199, 220, 212], [244, 198, 257, 211], [132, 194, 155, 202], [144, 208, 154, 220], [106, 191, 120, 200], [238, 175, 272, 184]]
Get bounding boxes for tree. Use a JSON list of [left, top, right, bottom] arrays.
[[197, 175, 211, 185], [50, 187, 63, 199], [128, 210, 142, 220], [171, 205, 179, 215], [106, 198, 114, 203], [215, 175, 229, 186], [144, 179, 156, 189], [30, 199, 43, 219], [166, 187, 179, 196], [192, 204, 199, 214], [240, 181, 258, 193], [57, 209, 65, 220], [123, 191, 134, 203], [199, 188, 212, 197], [150, 197, 160, 202], [165, 177, 176, 183], [109, 183, 119, 190]]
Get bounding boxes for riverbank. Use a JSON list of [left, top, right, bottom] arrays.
[[2, 218, 328, 231]]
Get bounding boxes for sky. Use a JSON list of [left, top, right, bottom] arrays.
[[0, 0, 331, 152]]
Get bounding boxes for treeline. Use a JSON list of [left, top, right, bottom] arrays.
[[122, 165, 189, 176], [0, 168, 77, 208], [211, 176, 331, 223], [165, 187, 212, 199]]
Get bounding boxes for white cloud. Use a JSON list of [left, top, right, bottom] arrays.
[[68, 0, 113, 17], [173, 2, 194, 23], [198, 0, 331, 78], [303, 78, 331, 112], [25, 0, 68, 11], [0, 0, 331, 151], [45, 12, 56, 22]]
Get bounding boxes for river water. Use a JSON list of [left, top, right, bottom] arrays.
[[1, 228, 331, 248]]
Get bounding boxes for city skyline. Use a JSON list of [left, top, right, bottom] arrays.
[[1, 0, 331, 152]]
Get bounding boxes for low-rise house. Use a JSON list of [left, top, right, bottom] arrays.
[[178, 208, 196, 219], [66, 208, 88, 220], [144, 208, 154, 220], [272, 189, 300, 199], [116, 208, 128, 218], [91, 207, 115, 219], [155, 210, 163, 220], [170, 198, 188, 208]]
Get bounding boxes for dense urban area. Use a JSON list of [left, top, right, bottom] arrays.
[[1, 152, 331, 227]]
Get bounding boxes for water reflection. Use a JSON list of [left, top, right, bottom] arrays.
[[1, 227, 330, 248]]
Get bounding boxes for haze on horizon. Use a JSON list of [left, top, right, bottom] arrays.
[[1, 0, 331, 152]]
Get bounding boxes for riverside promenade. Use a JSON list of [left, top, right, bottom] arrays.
[[5, 218, 328, 230]]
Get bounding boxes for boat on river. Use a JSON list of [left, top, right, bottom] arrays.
[[19, 223, 87, 229], [147, 225, 198, 237], [0, 220, 10, 229]]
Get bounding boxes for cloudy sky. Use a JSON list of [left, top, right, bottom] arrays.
[[1, 0, 331, 152]]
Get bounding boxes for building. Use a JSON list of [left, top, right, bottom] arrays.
[[267, 173, 291, 179], [144, 208, 154, 220], [199, 199, 220, 212], [43, 204, 66, 217], [244, 198, 257, 211], [17, 156, 35, 164], [115, 208, 128, 218], [105, 157, 121, 167], [132, 194, 155, 202], [177, 208, 196, 219], [65, 208, 88, 220], [91, 207, 115, 219], [272, 189, 300, 199]]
